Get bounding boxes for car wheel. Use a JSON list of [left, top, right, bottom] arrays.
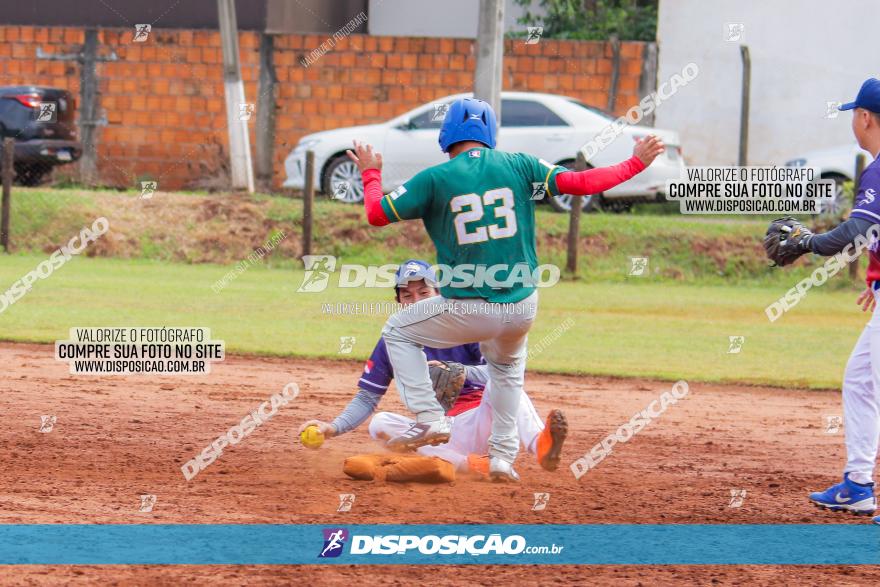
[[606, 201, 633, 214], [14, 165, 50, 186], [817, 173, 847, 217], [322, 155, 364, 203], [547, 159, 602, 213]]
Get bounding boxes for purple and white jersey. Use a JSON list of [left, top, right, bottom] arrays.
[[849, 156, 880, 284], [358, 337, 486, 396]]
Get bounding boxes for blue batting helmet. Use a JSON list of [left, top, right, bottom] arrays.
[[393, 259, 437, 301], [394, 259, 437, 289], [438, 98, 497, 153]]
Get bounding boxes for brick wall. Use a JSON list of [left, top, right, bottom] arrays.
[[0, 25, 646, 191]]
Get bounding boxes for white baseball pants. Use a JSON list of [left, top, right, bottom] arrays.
[[842, 286, 880, 484], [381, 291, 538, 463], [368, 382, 545, 471]]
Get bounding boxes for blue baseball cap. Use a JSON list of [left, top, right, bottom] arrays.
[[394, 259, 437, 288], [840, 78, 880, 113]]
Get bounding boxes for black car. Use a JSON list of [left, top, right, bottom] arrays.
[[0, 86, 82, 185]]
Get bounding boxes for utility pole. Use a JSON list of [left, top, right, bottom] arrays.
[[217, 0, 255, 192], [255, 33, 277, 192], [738, 45, 751, 167], [37, 29, 116, 187], [474, 0, 504, 120]]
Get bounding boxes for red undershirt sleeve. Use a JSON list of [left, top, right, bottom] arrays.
[[554, 155, 647, 195], [362, 168, 390, 226]]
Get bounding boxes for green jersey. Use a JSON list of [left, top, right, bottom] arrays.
[[380, 147, 565, 303]]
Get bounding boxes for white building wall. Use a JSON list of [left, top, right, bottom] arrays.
[[655, 0, 878, 165], [367, 0, 542, 38]]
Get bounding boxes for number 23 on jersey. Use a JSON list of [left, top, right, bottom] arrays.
[[450, 188, 518, 245]]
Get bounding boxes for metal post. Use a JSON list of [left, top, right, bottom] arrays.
[[606, 35, 621, 113], [566, 151, 587, 275], [738, 45, 751, 166], [851, 153, 868, 283], [638, 42, 658, 127], [856, 153, 867, 187], [302, 150, 315, 258], [474, 0, 504, 120], [1, 138, 13, 252], [255, 32, 277, 192], [217, 0, 255, 192]]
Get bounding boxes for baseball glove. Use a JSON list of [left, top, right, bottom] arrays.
[[429, 360, 466, 413], [763, 216, 814, 266]]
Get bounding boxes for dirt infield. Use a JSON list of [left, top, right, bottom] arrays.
[[2, 341, 878, 585]]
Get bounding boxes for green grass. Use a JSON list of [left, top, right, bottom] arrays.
[[0, 254, 867, 389], [7, 186, 857, 288]]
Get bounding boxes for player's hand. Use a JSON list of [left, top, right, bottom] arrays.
[[633, 135, 665, 167], [857, 287, 876, 313], [346, 140, 383, 172], [298, 419, 337, 438]]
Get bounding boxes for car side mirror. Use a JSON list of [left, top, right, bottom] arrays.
[[396, 120, 414, 131]]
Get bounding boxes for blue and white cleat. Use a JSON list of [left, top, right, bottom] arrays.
[[809, 473, 876, 515]]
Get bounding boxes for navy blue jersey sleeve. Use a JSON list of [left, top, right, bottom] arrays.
[[357, 338, 394, 395]]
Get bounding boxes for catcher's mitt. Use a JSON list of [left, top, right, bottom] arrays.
[[763, 216, 813, 267], [429, 360, 466, 413]]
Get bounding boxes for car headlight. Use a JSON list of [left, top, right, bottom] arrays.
[[785, 158, 807, 167], [294, 138, 322, 153]]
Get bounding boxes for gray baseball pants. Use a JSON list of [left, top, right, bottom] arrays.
[[381, 291, 538, 463]]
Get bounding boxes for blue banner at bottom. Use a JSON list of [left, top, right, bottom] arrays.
[[1, 524, 879, 565]]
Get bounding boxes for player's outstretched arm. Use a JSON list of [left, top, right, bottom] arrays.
[[764, 215, 875, 267], [779, 167, 880, 261], [555, 134, 665, 196], [299, 389, 382, 439], [806, 216, 875, 255], [346, 140, 390, 227]]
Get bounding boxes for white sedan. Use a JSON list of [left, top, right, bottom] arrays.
[[784, 144, 873, 216], [283, 91, 685, 213]]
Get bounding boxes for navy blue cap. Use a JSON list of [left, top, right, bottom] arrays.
[[395, 259, 437, 288], [840, 78, 880, 113]]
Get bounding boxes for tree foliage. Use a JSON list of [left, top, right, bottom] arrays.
[[514, 0, 658, 41]]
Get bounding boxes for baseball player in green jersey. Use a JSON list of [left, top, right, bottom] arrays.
[[347, 97, 664, 481]]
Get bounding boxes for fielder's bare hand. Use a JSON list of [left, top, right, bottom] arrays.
[[346, 140, 383, 173], [298, 419, 337, 438], [633, 135, 665, 166], [857, 287, 876, 313]]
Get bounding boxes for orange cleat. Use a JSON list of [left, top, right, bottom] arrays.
[[467, 453, 490, 477], [536, 409, 568, 471]]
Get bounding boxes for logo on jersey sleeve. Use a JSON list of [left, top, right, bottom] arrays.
[[389, 185, 407, 200], [364, 359, 374, 374], [863, 188, 877, 205], [468, 150, 481, 158]]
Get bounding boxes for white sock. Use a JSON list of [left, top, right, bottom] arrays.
[[848, 472, 874, 486]]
